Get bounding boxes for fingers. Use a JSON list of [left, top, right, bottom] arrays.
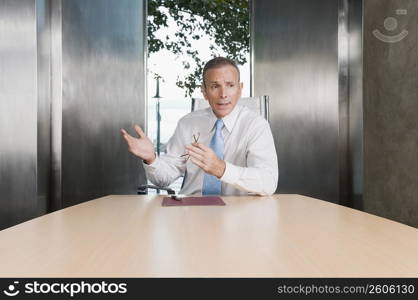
[[187, 149, 204, 161], [195, 143, 210, 151], [185, 144, 205, 156], [134, 124, 146, 138], [120, 129, 131, 142], [122, 134, 129, 143], [120, 128, 134, 139], [190, 158, 206, 171]]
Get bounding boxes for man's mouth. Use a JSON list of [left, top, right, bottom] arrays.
[[217, 101, 231, 106]]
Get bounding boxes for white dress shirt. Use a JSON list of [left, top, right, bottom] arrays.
[[143, 104, 278, 195]]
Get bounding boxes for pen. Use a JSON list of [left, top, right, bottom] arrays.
[[170, 194, 186, 201]]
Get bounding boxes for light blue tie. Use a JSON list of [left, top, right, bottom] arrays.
[[202, 119, 224, 195]]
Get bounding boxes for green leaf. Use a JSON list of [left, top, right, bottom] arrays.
[[148, 0, 249, 97]]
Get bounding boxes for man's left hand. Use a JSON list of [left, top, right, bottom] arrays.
[[185, 143, 226, 178]]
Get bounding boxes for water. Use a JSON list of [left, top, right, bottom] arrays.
[[148, 98, 192, 146], [147, 98, 190, 194]]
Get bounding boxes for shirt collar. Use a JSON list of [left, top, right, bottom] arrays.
[[207, 104, 242, 133]]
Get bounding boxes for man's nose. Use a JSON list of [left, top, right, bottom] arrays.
[[219, 86, 227, 99]]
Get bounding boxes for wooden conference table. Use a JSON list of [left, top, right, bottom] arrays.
[[0, 194, 417, 277]]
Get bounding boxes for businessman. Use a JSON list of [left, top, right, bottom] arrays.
[[121, 57, 278, 195]]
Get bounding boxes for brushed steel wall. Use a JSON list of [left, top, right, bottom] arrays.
[[0, 0, 146, 229], [50, 0, 63, 211], [0, 0, 39, 229], [60, 0, 146, 207], [347, 0, 364, 209], [37, 0, 52, 214], [364, 0, 418, 227], [252, 0, 363, 204]]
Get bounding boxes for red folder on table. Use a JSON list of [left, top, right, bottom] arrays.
[[162, 196, 226, 206]]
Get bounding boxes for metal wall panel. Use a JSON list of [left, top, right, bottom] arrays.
[[253, 0, 340, 203], [252, 0, 364, 204], [37, 0, 52, 215], [0, 0, 38, 229], [347, 0, 364, 209], [364, 0, 418, 227], [50, 0, 63, 211], [338, 0, 364, 208], [61, 0, 146, 207], [338, 0, 350, 205], [0, 0, 146, 228]]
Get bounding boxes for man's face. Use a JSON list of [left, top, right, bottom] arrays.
[[202, 65, 243, 119]]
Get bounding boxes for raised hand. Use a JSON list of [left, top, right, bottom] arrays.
[[185, 143, 226, 178], [120, 125, 156, 164]]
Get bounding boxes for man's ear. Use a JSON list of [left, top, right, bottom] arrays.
[[238, 82, 243, 97]]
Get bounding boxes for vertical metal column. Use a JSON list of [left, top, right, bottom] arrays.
[[37, 0, 53, 214], [338, 0, 350, 206], [50, 0, 63, 211], [0, 0, 38, 229], [347, 0, 364, 210]]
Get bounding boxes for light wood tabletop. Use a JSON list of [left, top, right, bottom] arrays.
[[0, 194, 417, 277]]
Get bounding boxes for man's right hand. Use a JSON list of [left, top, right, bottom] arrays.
[[120, 125, 156, 164]]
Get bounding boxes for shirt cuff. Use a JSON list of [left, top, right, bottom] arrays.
[[220, 161, 240, 184], [142, 155, 160, 172]]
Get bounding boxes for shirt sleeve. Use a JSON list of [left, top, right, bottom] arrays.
[[220, 119, 279, 195], [142, 120, 187, 188]]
